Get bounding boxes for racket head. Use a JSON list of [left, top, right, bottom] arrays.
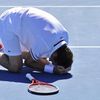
[[26, 73, 59, 95], [28, 81, 59, 95]]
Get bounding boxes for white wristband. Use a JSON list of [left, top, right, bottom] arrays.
[[44, 64, 54, 73]]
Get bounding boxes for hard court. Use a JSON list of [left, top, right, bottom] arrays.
[[0, 1, 100, 100]]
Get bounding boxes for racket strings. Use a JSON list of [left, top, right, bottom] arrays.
[[26, 73, 59, 94]]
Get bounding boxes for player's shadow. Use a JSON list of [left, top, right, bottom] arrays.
[[0, 66, 73, 83], [31, 72, 73, 83]]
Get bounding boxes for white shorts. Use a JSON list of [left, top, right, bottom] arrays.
[[1, 32, 22, 56]]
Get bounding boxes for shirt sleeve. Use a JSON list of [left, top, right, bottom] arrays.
[[62, 30, 69, 44], [29, 48, 39, 61]]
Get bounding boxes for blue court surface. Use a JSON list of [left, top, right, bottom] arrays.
[[0, 7, 100, 100]]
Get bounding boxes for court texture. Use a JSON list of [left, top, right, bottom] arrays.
[[0, 0, 100, 6], [0, 2, 100, 100]]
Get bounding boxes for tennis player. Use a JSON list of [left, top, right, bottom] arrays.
[[0, 7, 73, 74]]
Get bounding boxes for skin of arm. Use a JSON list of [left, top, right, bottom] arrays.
[[22, 51, 69, 74], [0, 51, 71, 74]]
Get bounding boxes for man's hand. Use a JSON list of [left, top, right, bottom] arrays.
[[53, 65, 71, 74]]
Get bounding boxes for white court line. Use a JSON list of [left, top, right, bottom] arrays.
[[69, 46, 100, 49], [0, 6, 100, 8], [0, 46, 100, 51]]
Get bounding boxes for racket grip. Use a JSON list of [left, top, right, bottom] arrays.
[[26, 73, 34, 81]]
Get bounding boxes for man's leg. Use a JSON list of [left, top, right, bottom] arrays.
[[0, 32, 23, 72], [0, 53, 9, 69], [0, 53, 23, 72]]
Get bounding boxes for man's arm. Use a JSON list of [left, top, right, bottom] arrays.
[[22, 51, 49, 71], [22, 51, 68, 74]]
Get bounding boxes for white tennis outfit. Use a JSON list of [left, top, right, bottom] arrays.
[[0, 7, 69, 61]]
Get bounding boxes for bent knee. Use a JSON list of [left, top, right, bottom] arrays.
[[8, 67, 19, 73], [8, 63, 22, 73]]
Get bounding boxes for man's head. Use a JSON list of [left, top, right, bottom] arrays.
[[50, 44, 73, 69]]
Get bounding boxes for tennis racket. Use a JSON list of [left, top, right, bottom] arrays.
[[26, 73, 59, 95]]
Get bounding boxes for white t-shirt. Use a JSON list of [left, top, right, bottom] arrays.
[[0, 7, 69, 61]]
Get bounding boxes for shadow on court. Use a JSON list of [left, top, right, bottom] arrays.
[[0, 66, 73, 83]]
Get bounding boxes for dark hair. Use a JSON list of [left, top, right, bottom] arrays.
[[53, 44, 73, 68]]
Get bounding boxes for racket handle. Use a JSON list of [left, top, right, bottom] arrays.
[[26, 73, 34, 81]]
